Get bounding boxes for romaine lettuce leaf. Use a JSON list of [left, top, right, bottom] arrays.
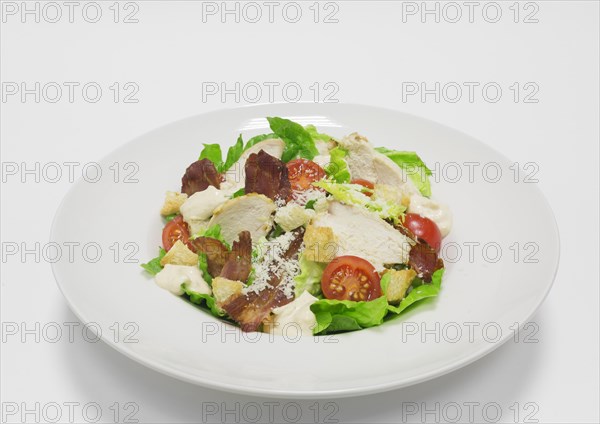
[[163, 213, 178, 222], [141, 247, 166, 275], [181, 285, 225, 317], [231, 188, 245, 198], [311, 268, 445, 334], [294, 255, 326, 296], [221, 135, 244, 172], [197, 253, 212, 284], [267, 117, 319, 162], [199, 143, 223, 169], [305, 124, 333, 142], [375, 147, 433, 197], [313, 180, 405, 223], [387, 268, 444, 315], [324, 147, 351, 183], [199, 135, 248, 173], [311, 296, 389, 334], [193, 224, 230, 249], [244, 133, 278, 150]]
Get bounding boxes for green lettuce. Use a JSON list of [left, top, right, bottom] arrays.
[[305, 200, 317, 210], [245, 133, 277, 150], [312, 180, 405, 223], [294, 255, 326, 296], [192, 224, 230, 249], [375, 147, 433, 197], [231, 188, 245, 198], [311, 296, 389, 334], [141, 247, 166, 276], [199, 143, 223, 169], [181, 285, 225, 317], [197, 253, 212, 284], [324, 147, 351, 183], [163, 213, 178, 223], [386, 268, 444, 315], [267, 117, 319, 162], [222, 135, 244, 172], [199, 135, 246, 173], [312, 268, 445, 334], [305, 124, 333, 143]]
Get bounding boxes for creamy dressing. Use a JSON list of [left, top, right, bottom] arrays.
[[268, 291, 318, 336], [155, 264, 211, 296], [408, 195, 453, 237], [180, 186, 229, 235]]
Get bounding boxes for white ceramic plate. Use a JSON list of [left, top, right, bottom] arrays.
[[51, 103, 559, 398]]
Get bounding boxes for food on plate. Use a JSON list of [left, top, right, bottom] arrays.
[[142, 117, 452, 335]]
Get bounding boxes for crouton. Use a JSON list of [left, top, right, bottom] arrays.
[[211, 277, 244, 305], [160, 240, 198, 266], [303, 225, 338, 262], [160, 191, 188, 216], [274, 203, 315, 232], [385, 269, 417, 304]]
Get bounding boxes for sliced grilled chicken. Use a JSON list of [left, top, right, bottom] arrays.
[[312, 201, 414, 271], [208, 193, 275, 245], [338, 133, 418, 191], [339, 133, 452, 236]]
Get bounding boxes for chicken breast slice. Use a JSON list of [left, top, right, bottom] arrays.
[[220, 138, 285, 193], [312, 201, 414, 271], [208, 193, 276, 245], [339, 133, 452, 236], [338, 133, 419, 193]]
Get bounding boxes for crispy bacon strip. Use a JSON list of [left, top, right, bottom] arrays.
[[190, 237, 229, 277], [408, 242, 444, 283], [181, 159, 221, 196], [222, 228, 305, 332], [220, 231, 252, 282], [244, 150, 291, 201], [191, 231, 253, 282]]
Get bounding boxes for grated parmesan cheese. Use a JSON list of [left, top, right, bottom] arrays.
[[291, 188, 327, 206], [243, 231, 303, 299]]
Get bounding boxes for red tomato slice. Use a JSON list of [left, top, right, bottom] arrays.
[[286, 159, 326, 192], [321, 256, 382, 301], [402, 213, 442, 252], [351, 179, 375, 197], [162, 215, 192, 252]]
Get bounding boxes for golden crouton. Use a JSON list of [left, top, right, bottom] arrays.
[[211, 277, 244, 305], [385, 269, 417, 304], [303, 225, 338, 262], [160, 191, 188, 216], [275, 203, 315, 232], [160, 240, 198, 266]]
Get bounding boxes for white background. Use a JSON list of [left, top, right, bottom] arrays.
[[1, 1, 599, 423]]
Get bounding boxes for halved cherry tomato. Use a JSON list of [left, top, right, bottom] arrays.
[[351, 179, 375, 197], [321, 256, 382, 301], [286, 159, 326, 192], [402, 213, 442, 252], [162, 215, 191, 252]]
